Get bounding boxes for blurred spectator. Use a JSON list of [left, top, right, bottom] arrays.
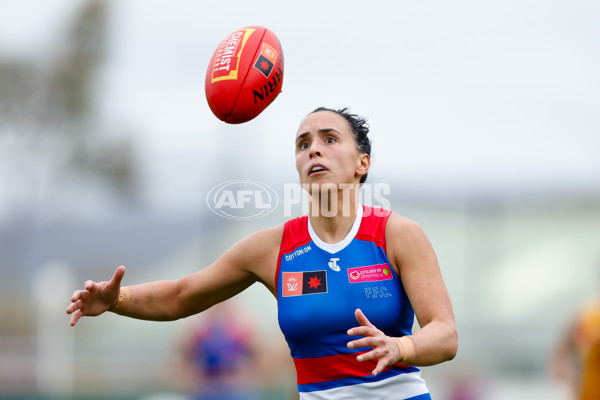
[[447, 377, 481, 400], [175, 301, 261, 400], [444, 363, 487, 400], [553, 291, 600, 399]]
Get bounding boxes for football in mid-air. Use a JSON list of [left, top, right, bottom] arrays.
[[205, 26, 284, 124]]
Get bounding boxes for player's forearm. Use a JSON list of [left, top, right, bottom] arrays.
[[109, 280, 183, 321], [399, 320, 457, 366]]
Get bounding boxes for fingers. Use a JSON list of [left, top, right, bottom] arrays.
[[352, 347, 392, 376], [66, 299, 82, 315], [347, 334, 384, 351], [354, 308, 373, 328], [347, 309, 378, 343], [109, 265, 126, 289], [347, 309, 376, 339], [70, 309, 82, 326], [67, 267, 125, 327], [354, 347, 394, 376], [372, 359, 387, 376], [347, 308, 395, 376], [70, 289, 89, 303], [67, 298, 84, 326]]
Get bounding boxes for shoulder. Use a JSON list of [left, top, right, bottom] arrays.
[[384, 212, 435, 270], [224, 224, 284, 291], [385, 211, 428, 241], [231, 224, 284, 257]]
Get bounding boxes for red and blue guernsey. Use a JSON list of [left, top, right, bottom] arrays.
[[276, 205, 431, 400]]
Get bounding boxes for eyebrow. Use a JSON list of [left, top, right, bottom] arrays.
[[295, 128, 342, 143]]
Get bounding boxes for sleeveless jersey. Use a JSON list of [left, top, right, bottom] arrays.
[[276, 205, 430, 399]]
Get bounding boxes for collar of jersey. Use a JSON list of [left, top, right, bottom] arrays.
[[307, 205, 363, 254]]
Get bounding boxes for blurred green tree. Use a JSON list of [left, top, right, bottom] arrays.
[[0, 0, 137, 206], [0, 0, 138, 336]]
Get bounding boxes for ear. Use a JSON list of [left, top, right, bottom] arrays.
[[356, 153, 370, 179]]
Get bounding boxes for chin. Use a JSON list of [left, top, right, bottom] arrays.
[[301, 180, 342, 196]]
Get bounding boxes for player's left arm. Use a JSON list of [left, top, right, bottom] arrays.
[[347, 213, 457, 373], [387, 213, 457, 365]]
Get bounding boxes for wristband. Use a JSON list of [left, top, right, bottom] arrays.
[[393, 336, 416, 365], [109, 287, 132, 312]]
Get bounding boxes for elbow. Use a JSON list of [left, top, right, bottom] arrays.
[[172, 279, 207, 320], [446, 326, 458, 361], [169, 279, 189, 321]]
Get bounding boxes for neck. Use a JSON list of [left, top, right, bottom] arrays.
[[307, 184, 361, 244]]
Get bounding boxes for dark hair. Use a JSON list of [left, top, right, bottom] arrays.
[[310, 107, 371, 183]]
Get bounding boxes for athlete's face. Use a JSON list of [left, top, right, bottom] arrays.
[[295, 111, 369, 190]]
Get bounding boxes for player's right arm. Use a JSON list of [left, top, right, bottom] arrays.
[[66, 225, 282, 326]]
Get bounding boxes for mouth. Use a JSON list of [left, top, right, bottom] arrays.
[[308, 164, 328, 176]]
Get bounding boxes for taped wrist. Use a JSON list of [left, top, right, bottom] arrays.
[[109, 287, 132, 312], [393, 336, 416, 365]]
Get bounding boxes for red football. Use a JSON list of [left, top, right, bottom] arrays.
[[205, 26, 284, 124]]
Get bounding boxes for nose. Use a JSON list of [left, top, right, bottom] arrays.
[[309, 142, 322, 159]]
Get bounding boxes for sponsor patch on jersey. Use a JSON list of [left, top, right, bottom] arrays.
[[282, 270, 327, 297], [284, 244, 312, 262], [348, 264, 393, 284]]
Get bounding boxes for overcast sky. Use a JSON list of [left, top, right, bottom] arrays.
[[1, 0, 599, 213]]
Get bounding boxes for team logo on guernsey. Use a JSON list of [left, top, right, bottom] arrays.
[[253, 43, 278, 78], [282, 271, 327, 297], [348, 264, 393, 283]]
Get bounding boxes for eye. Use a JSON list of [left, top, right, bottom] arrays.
[[297, 141, 310, 150], [325, 136, 336, 144]]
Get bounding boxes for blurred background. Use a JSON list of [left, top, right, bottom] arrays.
[[1, 0, 599, 399]]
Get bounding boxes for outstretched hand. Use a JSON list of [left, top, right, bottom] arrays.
[[346, 308, 403, 376], [66, 265, 126, 326]]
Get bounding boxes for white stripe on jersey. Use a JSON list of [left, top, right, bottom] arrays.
[[298, 371, 429, 400]]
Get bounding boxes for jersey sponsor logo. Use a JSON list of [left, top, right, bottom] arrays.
[[284, 244, 312, 261], [328, 257, 340, 272], [348, 264, 393, 284], [282, 270, 327, 297]]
